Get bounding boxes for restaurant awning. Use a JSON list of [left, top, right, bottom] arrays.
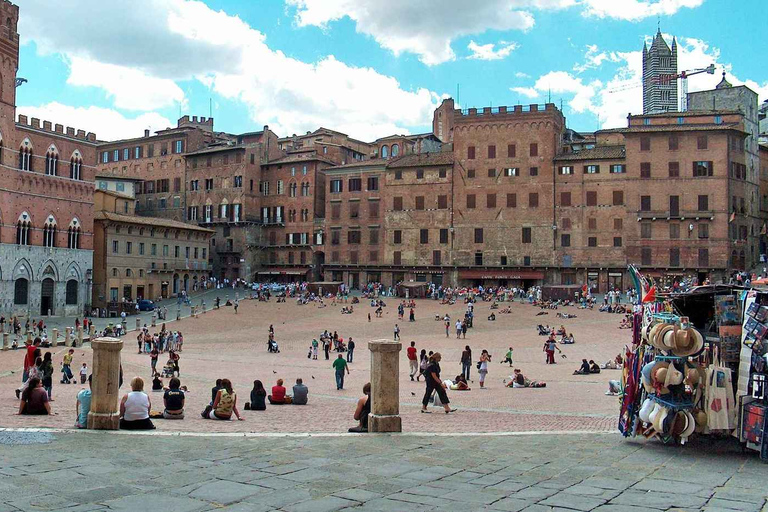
[[256, 267, 310, 275], [458, 270, 545, 280]]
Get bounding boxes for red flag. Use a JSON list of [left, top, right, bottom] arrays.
[[642, 286, 656, 303]]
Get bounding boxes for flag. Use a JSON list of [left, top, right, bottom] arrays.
[[729, 211, 736, 223], [642, 286, 656, 304]]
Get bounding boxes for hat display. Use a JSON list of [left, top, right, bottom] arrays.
[[653, 324, 675, 350], [665, 364, 684, 386], [653, 405, 671, 433], [661, 328, 678, 350], [648, 323, 666, 348], [680, 410, 696, 439], [693, 409, 708, 433], [669, 411, 688, 437]]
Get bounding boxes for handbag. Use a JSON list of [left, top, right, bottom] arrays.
[[476, 361, 482, 370]]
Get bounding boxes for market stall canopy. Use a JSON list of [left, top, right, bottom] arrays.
[[255, 267, 310, 276], [396, 282, 428, 298]]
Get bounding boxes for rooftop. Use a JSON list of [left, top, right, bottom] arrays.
[[386, 152, 454, 168], [95, 211, 215, 233], [324, 160, 386, 173], [555, 145, 626, 161], [186, 143, 244, 157], [630, 109, 741, 118], [267, 153, 337, 166], [617, 123, 744, 134]]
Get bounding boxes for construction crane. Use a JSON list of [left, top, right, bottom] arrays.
[[608, 64, 716, 111]]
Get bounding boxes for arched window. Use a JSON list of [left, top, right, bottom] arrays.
[[126, 269, 133, 277], [45, 150, 59, 176], [70, 154, 83, 180], [68, 218, 81, 249], [392, 144, 399, 157], [65, 280, 78, 305], [112, 268, 118, 277], [43, 215, 57, 248], [14, 278, 28, 304], [16, 212, 31, 245], [18, 147, 31, 171], [381, 145, 389, 158]]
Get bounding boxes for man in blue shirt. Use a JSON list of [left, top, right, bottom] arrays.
[[75, 375, 92, 429]]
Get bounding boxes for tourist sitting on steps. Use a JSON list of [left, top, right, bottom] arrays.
[[268, 379, 290, 404], [204, 379, 244, 420], [163, 377, 185, 420], [17, 377, 52, 416], [348, 382, 371, 433], [119, 377, 155, 430]]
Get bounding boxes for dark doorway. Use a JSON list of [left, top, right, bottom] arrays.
[[41, 278, 54, 315]]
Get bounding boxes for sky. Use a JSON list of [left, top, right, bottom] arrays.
[[14, 0, 767, 143]]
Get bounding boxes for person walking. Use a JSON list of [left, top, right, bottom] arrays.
[[421, 353, 455, 414], [407, 341, 418, 381], [445, 319, 450, 337], [461, 320, 468, 339], [149, 347, 159, 376], [347, 338, 355, 363], [500, 346, 514, 367], [311, 338, 319, 360], [460, 345, 472, 381], [394, 324, 400, 341], [323, 338, 330, 360], [418, 349, 428, 382], [544, 334, 560, 364], [333, 354, 350, 390], [478, 349, 491, 388], [455, 319, 462, 339]]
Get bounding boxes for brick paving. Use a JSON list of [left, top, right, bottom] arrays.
[[0, 431, 765, 511], [0, 298, 626, 433]]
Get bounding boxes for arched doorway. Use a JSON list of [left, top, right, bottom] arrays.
[[173, 273, 179, 295], [183, 274, 189, 292], [41, 278, 55, 315]]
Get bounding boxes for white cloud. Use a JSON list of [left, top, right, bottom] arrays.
[[581, 0, 705, 21], [515, 72, 531, 78], [286, 0, 566, 65], [18, 0, 442, 141], [16, 102, 174, 141], [467, 40, 519, 60], [67, 57, 186, 111]]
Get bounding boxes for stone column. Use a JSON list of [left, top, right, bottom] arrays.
[[52, 329, 59, 346], [87, 337, 123, 430], [136, 318, 141, 331], [151, 312, 157, 327], [76, 327, 84, 347], [89, 324, 96, 337], [65, 327, 72, 346], [368, 339, 402, 433], [2, 333, 9, 351]]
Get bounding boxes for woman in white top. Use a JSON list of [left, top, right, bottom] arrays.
[[119, 377, 155, 430]]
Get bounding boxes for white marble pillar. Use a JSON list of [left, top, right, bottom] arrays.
[[368, 339, 402, 433], [87, 337, 123, 430]]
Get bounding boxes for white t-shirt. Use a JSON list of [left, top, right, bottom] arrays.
[[123, 391, 149, 421], [80, 366, 88, 375]]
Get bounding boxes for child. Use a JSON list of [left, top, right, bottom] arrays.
[[500, 346, 514, 367], [79, 362, 88, 384], [61, 349, 75, 384]]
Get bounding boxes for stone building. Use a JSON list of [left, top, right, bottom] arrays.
[[322, 160, 387, 288], [643, 29, 678, 114], [92, 190, 213, 309], [96, 116, 222, 222], [0, 1, 97, 318]]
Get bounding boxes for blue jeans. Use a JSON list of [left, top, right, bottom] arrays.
[[347, 348, 354, 362], [462, 362, 471, 380], [335, 370, 345, 390]]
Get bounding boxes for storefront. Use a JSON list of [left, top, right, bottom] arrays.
[[457, 270, 544, 289], [255, 267, 310, 283]]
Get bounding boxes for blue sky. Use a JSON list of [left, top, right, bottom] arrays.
[[15, 0, 766, 142]]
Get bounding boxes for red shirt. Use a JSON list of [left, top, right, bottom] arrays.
[[407, 347, 417, 360], [24, 344, 37, 370], [271, 385, 286, 401]]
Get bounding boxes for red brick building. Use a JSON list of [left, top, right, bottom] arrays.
[[1, 1, 98, 317]]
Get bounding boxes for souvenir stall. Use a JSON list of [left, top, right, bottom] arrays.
[[736, 289, 768, 460], [619, 266, 738, 445]]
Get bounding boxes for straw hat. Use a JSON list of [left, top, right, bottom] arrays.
[[681, 410, 696, 439], [653, 325, 675, 350], [662, 328, 678, 350], [653, 406, 671, 433], [639, 398, 654, 423], [648, 402, 663, 427], [648, 323, 665, 347], [665, 364, 684, 386], [693, 409, 708, 433], [669, 411, 688, 437], [651, 362, 670, 393], [672, 328, 704, 357], [685, 367, 702, 387]]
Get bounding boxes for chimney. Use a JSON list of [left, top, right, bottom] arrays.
[[144, 129, 150, 137]]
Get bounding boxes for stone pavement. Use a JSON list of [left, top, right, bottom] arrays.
[[0, 430, 766, 511]]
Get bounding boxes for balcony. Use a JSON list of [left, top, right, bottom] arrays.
[[637, 210, 715, 221]]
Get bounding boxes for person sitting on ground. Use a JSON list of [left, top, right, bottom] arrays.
[[618, 315, 632, 329], [207, 378, 244, 420], [605, 380, 621, 396], [507, 368, 546, 388], [17, 377, 51, 415], [589, 360, 601, 374], [163, 377, 185, 420], [268, 378, 290, 404], [560, 333, 575, 344], [574, 359, 591, 375], [487, 313, 496, 321], [292, 378, 309, 405], [119, 377, 155, 430], [247, 380, 267, 411], [557, 325, 566, 336], [602, 353, 624, 370], [348, 382, 371, 433], [75, 375, 92, 428], [152, 372, 163, 391], [450, 374, 470, 390]]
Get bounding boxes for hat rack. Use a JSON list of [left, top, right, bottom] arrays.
[[648, 394, 694, 410]]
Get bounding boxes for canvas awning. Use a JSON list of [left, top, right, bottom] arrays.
[[458, 270, 545, 280]]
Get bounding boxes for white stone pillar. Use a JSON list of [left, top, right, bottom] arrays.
[[76, 327, 83, 347], [2, 333, 8, 351], [65, 327, 72, 346], [135, 318, 141, 331], [368, 339, 402, 433], [52, 328, 59, 346], [87, 337, 123, 430]]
